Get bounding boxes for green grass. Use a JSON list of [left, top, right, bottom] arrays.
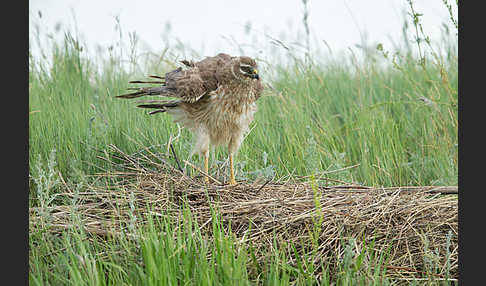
[[29, 31, 457, 188], [30, 200, 397, 286], [29, 3, 457, 284]]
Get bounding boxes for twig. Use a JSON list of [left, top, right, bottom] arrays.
[[170, 143, 183, 173], [386, 265, 445, 278], [254, 178, 272, 194], [182, 160, 222, 185]]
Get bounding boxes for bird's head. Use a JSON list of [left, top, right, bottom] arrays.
[[237, 56, 259, 80]]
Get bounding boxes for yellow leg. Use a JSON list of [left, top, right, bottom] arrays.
[[204, 153, 209, 184], [229, 153, 237, 185]]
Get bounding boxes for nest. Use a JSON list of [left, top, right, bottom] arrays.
[[30, 144, 458, 281]]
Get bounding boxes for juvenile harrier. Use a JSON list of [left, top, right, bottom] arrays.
[[117, 53, 263, 185]]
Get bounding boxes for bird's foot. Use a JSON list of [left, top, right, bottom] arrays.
[[228, 178, 238, 185]]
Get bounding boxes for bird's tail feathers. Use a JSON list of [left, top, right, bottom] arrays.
[[128, 80, 165, 84], [136, 101, 180, 115], [116, 86, 173, 99]]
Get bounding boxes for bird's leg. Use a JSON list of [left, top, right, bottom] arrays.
[[195, 132, 210, 183], [229, 153, 237, 185], [228, 136, 241, 185], [204, 151, 209, 184]]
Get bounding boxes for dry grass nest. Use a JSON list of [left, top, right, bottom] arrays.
[[30, 144, 458, 280]]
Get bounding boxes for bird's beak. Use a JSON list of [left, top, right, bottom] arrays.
[[252, 69, 259, 80]]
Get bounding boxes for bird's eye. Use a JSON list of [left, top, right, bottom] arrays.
[[240, 65, 253, 74]]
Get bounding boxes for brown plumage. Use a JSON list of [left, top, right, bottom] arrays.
[[116, 53, 263, 184]]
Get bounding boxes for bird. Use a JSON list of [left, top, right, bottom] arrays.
[[116, 53, 263, 185]]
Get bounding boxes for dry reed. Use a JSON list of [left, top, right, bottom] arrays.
[[30, 144, 458, 280]]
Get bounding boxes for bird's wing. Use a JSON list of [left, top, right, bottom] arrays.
[[117, 66, 212, 103], [117, 53, 237, 102], [164, 68, 208, 103], [191, 53, 233, 91], [117, 54, 235, 102]]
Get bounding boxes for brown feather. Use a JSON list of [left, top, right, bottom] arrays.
[[180, 60, 195, 67], [129, 80, 165, 84], [148, 75, 164, 79], [116, 91, 147, 99], [137, 102, 179, 109], [148, 109, 166, 115]]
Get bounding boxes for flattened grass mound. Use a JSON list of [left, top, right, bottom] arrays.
[[30, 145, 458, 280]]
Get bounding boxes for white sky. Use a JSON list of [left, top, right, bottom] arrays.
[[29, 0, 457, 62]]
